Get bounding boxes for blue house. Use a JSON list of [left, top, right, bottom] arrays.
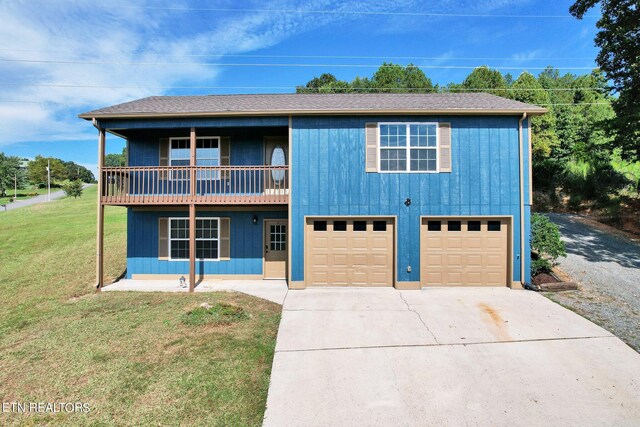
[[80, 93, 545, 291]]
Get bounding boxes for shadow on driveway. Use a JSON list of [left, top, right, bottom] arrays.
[[547, 213, 640, 269]]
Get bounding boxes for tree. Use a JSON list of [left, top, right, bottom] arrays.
[[297, 63, 435, 94], [0, 153, 25, 197], [62, 179, 84, 198], [27, 155, 66, 185], [461, 66, 508, 96], [568, 71, 615, 161], [296, 73, 349, 93], [510, 72, 559, 160], [62, 161, 95, 183], [105, 146, 127, 167], [371, 62, 434, 93], [570, 0, 640, 159]]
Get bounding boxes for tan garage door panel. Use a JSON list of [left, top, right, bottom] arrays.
[[421, 218, 509, 287], [306, 218, 394, 287]]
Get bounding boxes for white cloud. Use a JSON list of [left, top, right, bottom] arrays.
[[0, 0, 344, 146], [0, 0, 530, 147]]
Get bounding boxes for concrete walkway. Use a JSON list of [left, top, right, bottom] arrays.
[[103, 279, 288, 304], [264, 288, 640, 426], [0, 184, 93, 212]]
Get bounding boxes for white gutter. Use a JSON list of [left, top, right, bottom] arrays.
[[518, 113, 528, 287]]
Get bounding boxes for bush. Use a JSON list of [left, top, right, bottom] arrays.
[[530, 213, 566, 276], [62, 179, 84, 198], [561, 159, 627, 202]]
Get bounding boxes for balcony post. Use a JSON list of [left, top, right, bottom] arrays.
[[189, 203, 196, 292], [95, 125, 105, 291], [190, 127, 196, 200]]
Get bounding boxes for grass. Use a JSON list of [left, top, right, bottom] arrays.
[[0, 187, 50, 205], [0, 186, 281, 426], [182, 303, 250, 326]]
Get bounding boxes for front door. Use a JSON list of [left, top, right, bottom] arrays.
[[264, 136, 288, 168], [264, 219, 287, 279], [264, 137, 288, 194]]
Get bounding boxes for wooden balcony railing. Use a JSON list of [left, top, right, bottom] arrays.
[[101, 166, 289, 205]]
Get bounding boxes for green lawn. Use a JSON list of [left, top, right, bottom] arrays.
[[0, 187, 50, 205], [0, 186, 281, 426]]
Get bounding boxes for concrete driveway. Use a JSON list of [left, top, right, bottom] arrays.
[[263, 288, 640, 426]]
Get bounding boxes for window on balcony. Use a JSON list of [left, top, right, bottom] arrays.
[[169, 137, 221, 180], [196, 137, 220, 180], [379, 123, 438, 172], [169, 217, 219, 260]]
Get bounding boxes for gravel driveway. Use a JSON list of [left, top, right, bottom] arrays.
[[547, 213, 640, 352]]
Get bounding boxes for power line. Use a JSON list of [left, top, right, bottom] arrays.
[[111, 5, 598, 19], [0, 82, 608, 91], [0, 48, 597, 61], [0, 58, 597, 70]]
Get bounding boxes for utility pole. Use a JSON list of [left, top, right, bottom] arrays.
[[47, 159, 51, 202], [14, 174, 17, 199]]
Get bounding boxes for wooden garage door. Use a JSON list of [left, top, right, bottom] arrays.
[[421, 218, 509, 286], [305, 218, 394, 287]]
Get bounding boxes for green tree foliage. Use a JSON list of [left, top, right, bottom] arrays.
[[296, 73, 351, 93], [27, 156, 95, 185], [0, 153, 26, 197], [461, 66, 508, 96], [62, 161, 95, 183], [510, 72, 559, 160], [371, 63, 434, 93], [27, 156, 66, 185], [530, 213, 566, 275], [296, 63, 434, 93], [105, 146, 128, 167], [537, 68, 614, 162], [61, 179, 84, 198], [570, 0, 640, 160], [569, 71, 615, 160]]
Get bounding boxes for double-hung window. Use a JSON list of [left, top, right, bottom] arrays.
[[169, 217, 220, 260], [195, 137, 220, 180], [169, 138, 190, 185], [379, 123, 438, 172], [169, 136, 221, 180]]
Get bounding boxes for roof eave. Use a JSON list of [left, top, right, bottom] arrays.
[[79, 108, 548, 120]]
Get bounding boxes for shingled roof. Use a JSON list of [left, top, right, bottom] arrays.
[[79, 93, 547, 119]]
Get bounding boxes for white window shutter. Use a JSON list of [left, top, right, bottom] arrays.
[[438, 123, 452, 173], [365, 123, 378, 172]]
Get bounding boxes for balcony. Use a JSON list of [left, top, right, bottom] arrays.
[[101, 166, 289, 205]]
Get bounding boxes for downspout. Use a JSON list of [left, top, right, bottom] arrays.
[[518, 113, 527, 288]]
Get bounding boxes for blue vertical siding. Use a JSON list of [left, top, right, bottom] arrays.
[[121, 113, 531, 286], [126, 209, 286, 278], [291, 115, 531, 285]]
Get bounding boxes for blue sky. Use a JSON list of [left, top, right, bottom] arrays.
[[0, 0, 600, 178]]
